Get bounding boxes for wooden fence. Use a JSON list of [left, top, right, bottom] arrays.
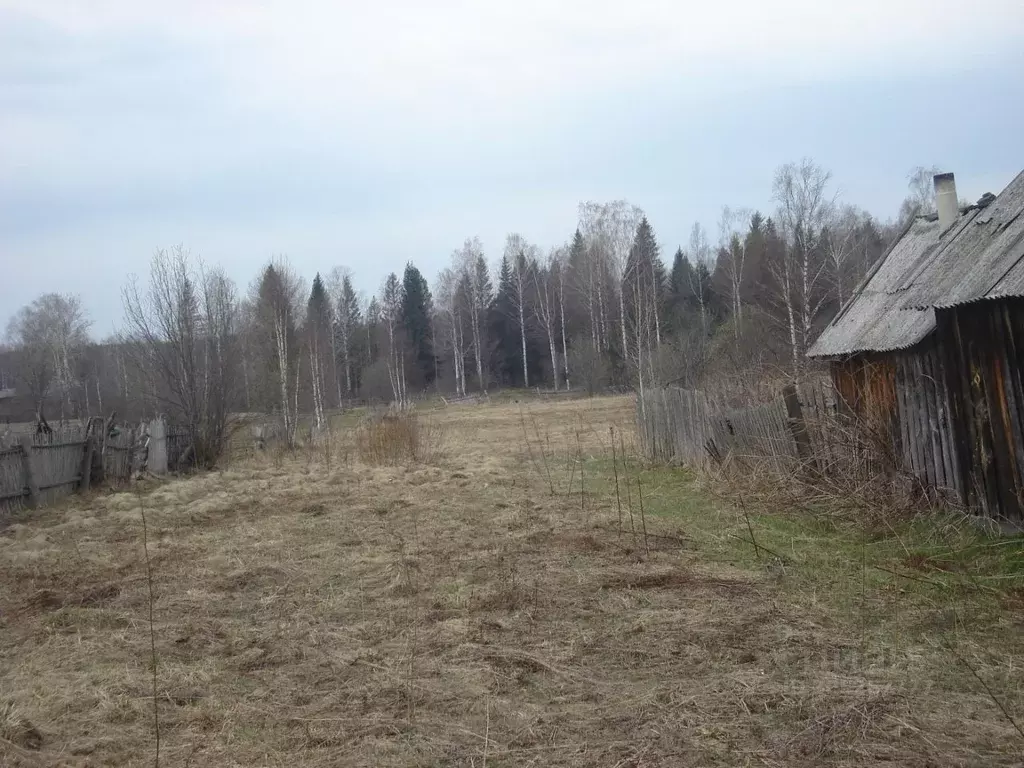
[[638, 379, 852, 474], [1, 418, 180, 516]]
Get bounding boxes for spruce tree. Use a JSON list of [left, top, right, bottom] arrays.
[[400, 262, 434, 387], [488, 256, 518, 385]]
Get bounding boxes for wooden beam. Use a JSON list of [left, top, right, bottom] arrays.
[[19, 436, 40, 509]]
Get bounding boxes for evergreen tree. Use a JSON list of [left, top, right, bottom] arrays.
[[400, 262, 434, 387], [668, 247, 695, 330], [334, 271, 361, 395], [488, 256, 518, 384]]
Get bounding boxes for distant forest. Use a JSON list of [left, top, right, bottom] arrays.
[[1, 161, 949, 441]]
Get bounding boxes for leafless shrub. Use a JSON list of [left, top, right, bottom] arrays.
[[355, 412, 446, 465], [707, 394, 949, 530], [566, 338, 609, 396]]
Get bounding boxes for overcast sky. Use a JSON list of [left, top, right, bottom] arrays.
[[3, 0, 1024, 335]]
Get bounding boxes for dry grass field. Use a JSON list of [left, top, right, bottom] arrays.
[[1, 395, 1022, 766]]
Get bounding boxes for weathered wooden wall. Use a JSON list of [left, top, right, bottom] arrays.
[[830, 342, 962, 499], [940, 297, 1024, 524], [830, 300, 1024, 526]]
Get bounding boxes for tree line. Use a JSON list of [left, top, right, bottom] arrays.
[[2, 160, 941, 463]]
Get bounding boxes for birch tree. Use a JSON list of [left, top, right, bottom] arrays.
[[685, 223, 713, 336], [5, 293, 91, 421], [380, 273, 407, 407], [435, 267, 467, 395], [503, 233, 538, 389], [716, 207, 755, 339], [453, 238, 491, 391], [823, 205, 863, 307], [623, 217, 662, 401], [327, 267, 360, 399], [254, 260, 302, 445], [772, 158, 836, 374], [305, 274, 331, 432], [579, 200, 643, 358], [533, 246, 566, 390]]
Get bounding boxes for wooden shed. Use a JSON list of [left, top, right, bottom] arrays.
[[809, 170, 1024, 527]]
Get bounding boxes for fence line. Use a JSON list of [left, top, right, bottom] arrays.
[[638, 379, 844, 474], [1, 417, 178, 517]]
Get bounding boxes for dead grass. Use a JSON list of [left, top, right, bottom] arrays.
[[0, 394, 1021, 766], [354, 411, 447, 466]]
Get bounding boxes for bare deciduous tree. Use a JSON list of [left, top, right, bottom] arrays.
[[580, 200, 643, 357], [772, 158, 836, 375], [5, 293, 91, 421], [503, 233, 538, 388], [716, 207, 753, 339], [686, 223, 714, 338], [454, 238, 490, 391], [380, 273, 407, 407], [327, 267, 360, 400], [534, 246, 566, 390], [897, 165, 941, 228], [434, 267, 467, 396], [121, 246, 240, 467], [253, 260, 303, 446]]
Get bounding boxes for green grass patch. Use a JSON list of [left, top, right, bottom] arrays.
[[574, 455, 1024, 652]]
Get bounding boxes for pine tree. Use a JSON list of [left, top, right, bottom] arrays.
[[400, 262, 434, 388]]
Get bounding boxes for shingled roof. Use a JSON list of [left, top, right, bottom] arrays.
[[808, 170, 1024, 358]]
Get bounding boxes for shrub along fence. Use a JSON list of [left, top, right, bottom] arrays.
[[0, 417, 179, 516]]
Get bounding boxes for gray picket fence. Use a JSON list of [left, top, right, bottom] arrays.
[[1, 418, 179, 516], [637, 380, 848, 473]]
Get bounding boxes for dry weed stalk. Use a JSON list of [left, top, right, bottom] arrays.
[[610, 426, 623, 537], [636, 469, 649, 556], [518, 406, 554, 495], [619, 430, 638, 547], [137, 490, 160, 768], [577, 426, 586, 524], [946, 639, 1024, 741]]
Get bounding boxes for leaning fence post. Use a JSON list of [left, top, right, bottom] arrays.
[[80, 434, 95, 492], [19, 435, 40, 509], [783, 383, 817, 472]]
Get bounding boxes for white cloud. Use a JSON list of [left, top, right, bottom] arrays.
[[7, 0, 1024, 131]]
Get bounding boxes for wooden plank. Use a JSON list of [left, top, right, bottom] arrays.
[[921, 348, 944, 489], [80, 435, 95, 492], [895, 357, 912, 473], [783, 384, 815, 470], [910, 356, 930, 487], [932, 344, 957, 495], [38, 477, 82, 491], [19, 436, 40, 509]]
